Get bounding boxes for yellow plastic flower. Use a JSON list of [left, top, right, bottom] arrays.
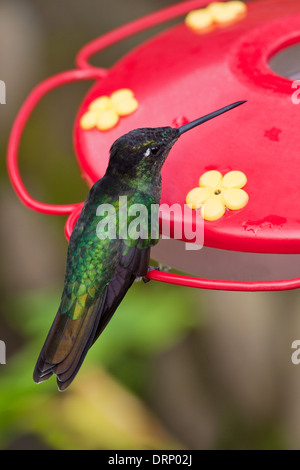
[[185, 1, 247, 33], [80, 88, 138, 131], [186, 170, 249, 221]]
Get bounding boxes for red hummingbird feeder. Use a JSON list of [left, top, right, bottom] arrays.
[[7, 0, 300, 292]]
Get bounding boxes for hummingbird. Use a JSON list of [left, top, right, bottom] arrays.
[[33, 100, 246, 391]]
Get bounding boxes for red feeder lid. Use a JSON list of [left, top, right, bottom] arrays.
[[74, 0, 300, 255]]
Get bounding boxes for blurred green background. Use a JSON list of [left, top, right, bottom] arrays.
[[1, 0, 300, 450]]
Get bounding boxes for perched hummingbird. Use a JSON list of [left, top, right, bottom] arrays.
[[34, 101, 245, 390]]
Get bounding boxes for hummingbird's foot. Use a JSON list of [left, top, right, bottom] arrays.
[[136, 265, 172, 283], [142, 264, 172, 283], [157, 263, 172, 272], [142, 265, 159, 283]]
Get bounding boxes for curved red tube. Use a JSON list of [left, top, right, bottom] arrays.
[[7, 68, 106, 215], [76, 0, 218, 70], [146, 269, 300, 292]]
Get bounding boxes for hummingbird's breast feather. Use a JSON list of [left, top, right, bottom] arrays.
[[61, 180, 158, 320]]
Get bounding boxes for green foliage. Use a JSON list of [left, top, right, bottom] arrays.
[[0, 280, 198, 449]]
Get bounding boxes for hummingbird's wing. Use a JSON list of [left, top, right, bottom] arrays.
[[33, 183, 158, 390], [92, 241, 150, 343]]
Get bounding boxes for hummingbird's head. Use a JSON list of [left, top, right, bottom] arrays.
[[106, 101, 246, 180], [107, 126, 180, 179]]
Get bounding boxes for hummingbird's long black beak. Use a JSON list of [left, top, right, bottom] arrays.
[[178, 101, 246, 136]]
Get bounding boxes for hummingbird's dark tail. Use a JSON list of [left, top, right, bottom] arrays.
[[33, 246, 147, 390], [33, 293, 108, 391]]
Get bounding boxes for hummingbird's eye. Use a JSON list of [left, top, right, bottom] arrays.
[[150, 146, 159, 155]]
